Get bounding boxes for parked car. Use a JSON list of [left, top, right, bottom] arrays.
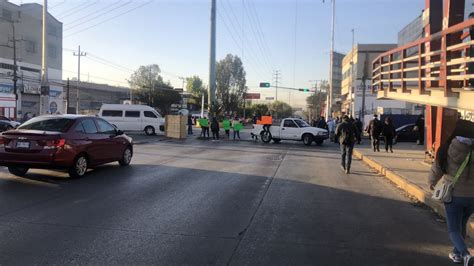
[[99, 104, 165, 136], [0, 115, 21, 128], [252, 118, 328, 146], [0, 120, 14, 132], [379, 123, 418, 144], [0, 115, 133, 178]]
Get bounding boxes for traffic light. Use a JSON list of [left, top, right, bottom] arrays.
[[298, 88, 310, 92], [259, 82, 271, 88]]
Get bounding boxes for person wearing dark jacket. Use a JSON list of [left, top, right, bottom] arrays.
[[415, 114, 425, 145], [210, 117, 220, 140], [428, 120, 474, 265], [187, 114, 193, 135], [317, 116, 328, 130], [335, 115, 357, 174], [382, 117, 396, 153], [366, 114, 382, 152]]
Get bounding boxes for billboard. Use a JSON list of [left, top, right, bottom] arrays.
[[245, 93, 261, 100]]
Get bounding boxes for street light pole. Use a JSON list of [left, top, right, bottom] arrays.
[[208, 0, 217, 109], [349, 28, 355, 117], [324, 0, 335, 119], [40, 0, 49, 115], [73, 45, 86, 114]]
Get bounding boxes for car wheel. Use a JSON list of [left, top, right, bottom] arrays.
[[303, 134, 313, 146], [119, 146, 133, 166], [145, 126, 155, 136], [8, 167, 29, 177], [261, 131, 272, 143], [273, 138, 281, 144], [69, 155, 88, 178]]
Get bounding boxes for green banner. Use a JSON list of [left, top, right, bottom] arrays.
[[223, 120, 231, 130], [233, 123, 242, 131], [199, 118, 209, 127]]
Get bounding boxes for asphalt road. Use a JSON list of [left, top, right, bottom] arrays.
[[0, 137, 455, 265]]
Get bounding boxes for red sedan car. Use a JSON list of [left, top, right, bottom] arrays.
[[0, 115, 133, 178]]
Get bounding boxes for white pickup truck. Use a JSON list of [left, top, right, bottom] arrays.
[[252, 118, 329, 146]]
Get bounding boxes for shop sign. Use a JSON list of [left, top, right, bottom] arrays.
[[0, 84, 13, 94], [22, 84, 41, 94]]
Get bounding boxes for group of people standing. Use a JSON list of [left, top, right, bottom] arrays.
[[366, 114, 396, 153], [187, 114, 242, 140]]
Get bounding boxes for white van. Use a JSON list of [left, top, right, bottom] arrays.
[[99, 104, 165, 135]]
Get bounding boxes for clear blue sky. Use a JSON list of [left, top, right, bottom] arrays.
[[10, 0, 424, 107]]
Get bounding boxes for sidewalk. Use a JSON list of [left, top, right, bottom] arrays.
[[353, 141, 474, 239]]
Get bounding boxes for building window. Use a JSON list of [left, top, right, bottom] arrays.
[[25, 40, 36, 54], [47, 24, 60, 37], [0, 63, 14, 71], [48, 44, 57, 59], [2, 9, 12, 21]]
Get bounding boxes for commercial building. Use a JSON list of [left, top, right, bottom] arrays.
[[341, 44, 417, 119], [64, 81, 131, 115], [0, 0, 62, 119]]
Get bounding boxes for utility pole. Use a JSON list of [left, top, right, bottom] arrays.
[[273, 70, 280, 101], [361, 52, 369, 120], [73, 45, 86, 114], [179, 76, 186, 91], [65, 78, 70, 114], [208, 0, 217, 109], [323, 0, 335, 118], [40, 0, 49, 115], [349, 28, 355, 117]]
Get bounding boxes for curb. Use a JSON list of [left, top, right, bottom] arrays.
[[353, 149, 474, 238]]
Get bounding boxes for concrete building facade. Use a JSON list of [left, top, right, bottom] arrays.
[[64, 81, 131, 115], [0, 0, 62, 119], [341, 44, 416, 118]]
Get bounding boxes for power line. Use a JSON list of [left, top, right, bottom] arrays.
[[216, 10, 267, 81], [241, 0, 273, 74], [64, 1, 132, 31], [221, 0, 272, 76], [55, 0, 92, 19], [57, 0, 100, 20], [218, 0, 270, 80], [64, 1, 153, 38], [245, 0, 275, 69]]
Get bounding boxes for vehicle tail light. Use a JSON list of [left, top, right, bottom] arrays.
[[44, 139, 66, 150]]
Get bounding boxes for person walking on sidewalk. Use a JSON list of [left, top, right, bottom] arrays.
[[187, 114, 193, 135], [335, 115, 357, 174], [382, 116, 396, 153], [210, 117, 220, 140], [428, 120, 474, 265], [367, 114, 382, 152]]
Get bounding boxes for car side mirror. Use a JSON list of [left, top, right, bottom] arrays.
[[116, 130, 124, 135]]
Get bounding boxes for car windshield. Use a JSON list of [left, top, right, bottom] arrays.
[[294, 119, 310, 128], [18, 117, 74, 132]]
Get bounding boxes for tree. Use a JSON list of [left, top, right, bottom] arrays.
[[306, 81, 328, 120], [252, 103, 269, 116], [216, 54, 247, 115], [186, 76, 207, 110], [186, 76, 206, 97], [268, 101, 293, 118], [128, 64, 181, 115]]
